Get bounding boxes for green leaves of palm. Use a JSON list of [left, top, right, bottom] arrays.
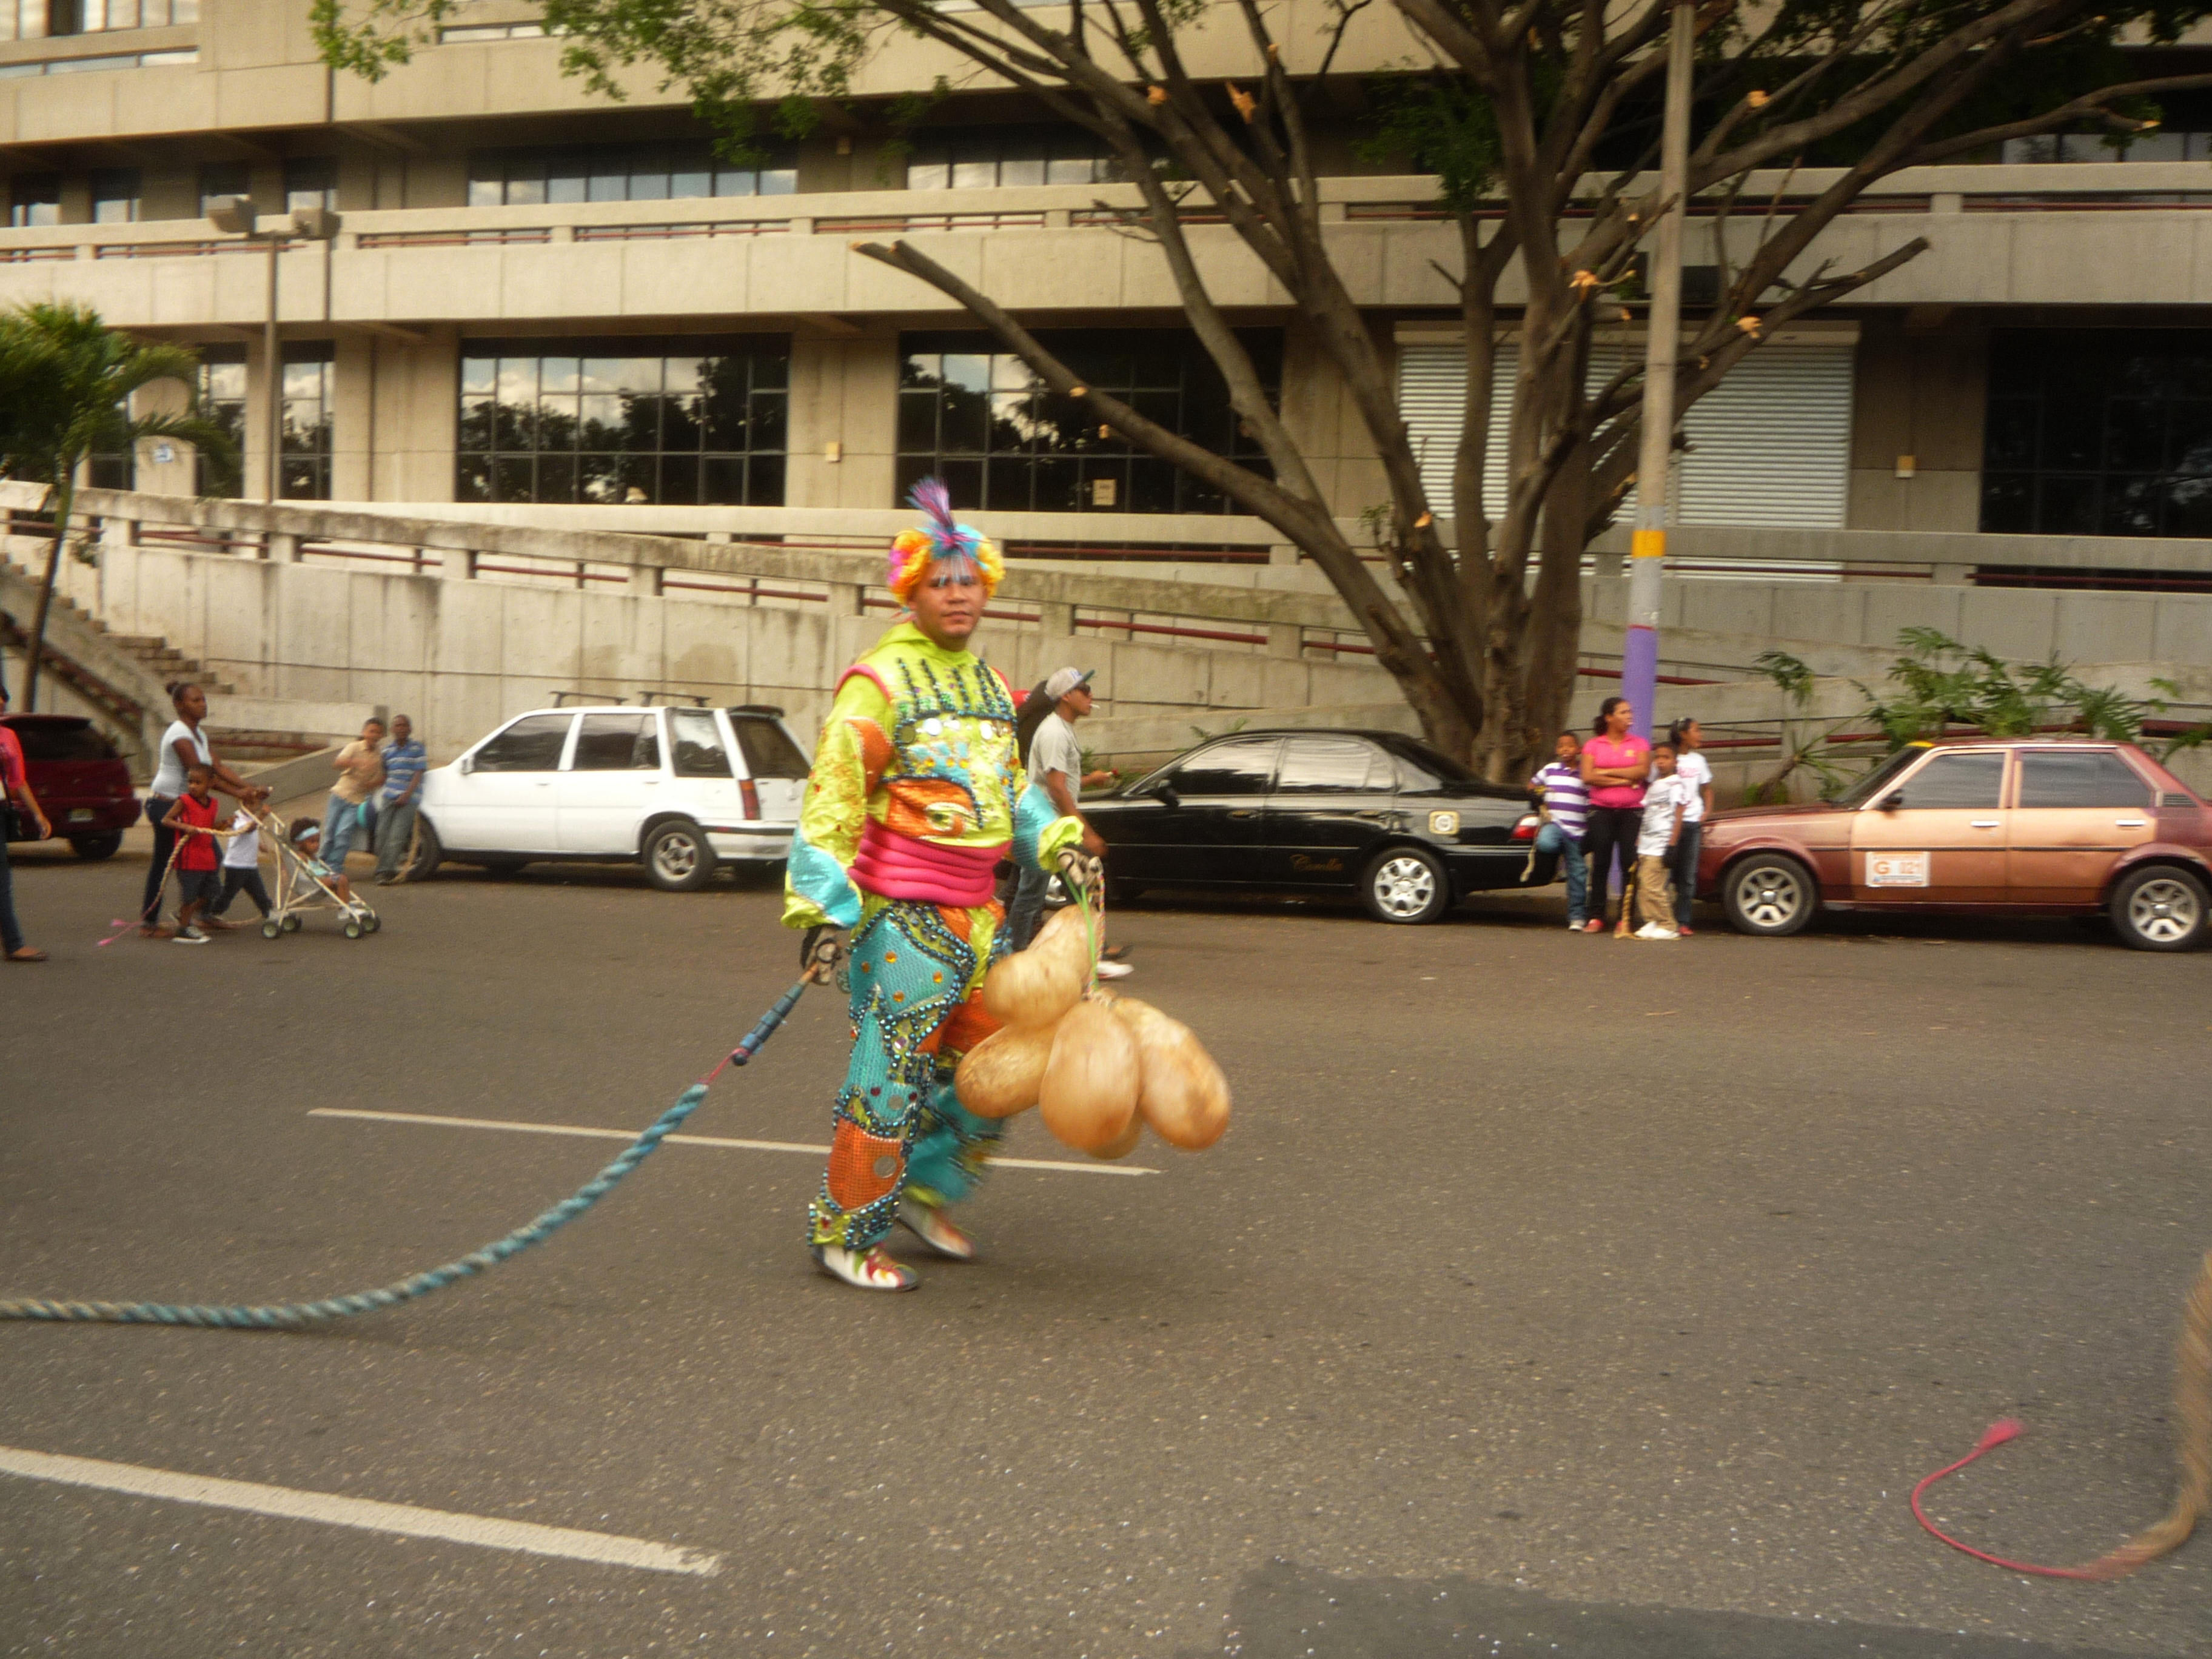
[[1, 301, 235, 499]]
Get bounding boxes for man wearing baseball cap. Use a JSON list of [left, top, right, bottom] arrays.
[[1010, 666, 1127, 974]]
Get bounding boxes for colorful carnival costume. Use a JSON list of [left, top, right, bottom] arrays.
[[785, 485, 1081, 1289]]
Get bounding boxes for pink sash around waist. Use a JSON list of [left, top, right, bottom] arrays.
[[849, 819, 1007, 907]]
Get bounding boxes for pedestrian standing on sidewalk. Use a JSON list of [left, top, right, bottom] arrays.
[[210, 802, 273, 923], [161, 766, 227, 945], [1527, 731, 1590, 931], [374, 714, 427, 886], [1631, 743, 1692, 941], [321, 717, 385, 875], [0, 681, 52, 962], [140, 682, 266, 939], [1579, 696, 1650, 936], [1667, 718, 1714, 936]]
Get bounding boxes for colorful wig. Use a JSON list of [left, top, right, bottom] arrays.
[[887, 477, 1004, 603]]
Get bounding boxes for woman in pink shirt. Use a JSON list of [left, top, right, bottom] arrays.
[[1578, 695, 1651, 934]]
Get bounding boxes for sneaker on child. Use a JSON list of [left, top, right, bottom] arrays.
[[173, 926, 209, 945]]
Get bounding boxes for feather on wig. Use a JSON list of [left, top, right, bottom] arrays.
[[888, 477, 1003, 603]]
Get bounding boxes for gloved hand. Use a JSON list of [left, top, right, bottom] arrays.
[[800, 925, 847, 985], [1055, 845, 1105, 900]]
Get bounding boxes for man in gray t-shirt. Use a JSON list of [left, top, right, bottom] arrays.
[[1008, 666, 1122, 961]]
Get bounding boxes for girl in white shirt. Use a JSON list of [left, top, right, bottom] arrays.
[[1667, 719, 1715, 935]]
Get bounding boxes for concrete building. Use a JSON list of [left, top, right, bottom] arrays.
[[1, 0, 2210, 568]]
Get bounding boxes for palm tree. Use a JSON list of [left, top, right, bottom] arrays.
[[0, 302, 236, 711]]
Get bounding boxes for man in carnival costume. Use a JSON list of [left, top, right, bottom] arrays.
[[785, 480, 1090, 1292]]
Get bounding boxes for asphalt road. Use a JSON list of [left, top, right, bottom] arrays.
[[1, 846, 2207, 1658]]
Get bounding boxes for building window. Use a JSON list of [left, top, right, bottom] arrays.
[[196, 346, 246, 498], [87, 398, 133, 489], [465, 145, 796, 207], [281, 343, 334, 501], [438, 19, 551, 39], [456, 336, 788, 505], [895, 329, 1278, 514], [0, 0, 196, 37], [8, 173, 60, 227], [198, 160, 249, 218], [905, 127, 1121, 190], [284, 157, 336, 214], [90, 166, 139, 223], [1982, 329, 2212, 538]]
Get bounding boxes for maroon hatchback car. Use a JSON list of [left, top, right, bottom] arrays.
[[0, 714, 141, 860], [1697, 737, 2212, 951]]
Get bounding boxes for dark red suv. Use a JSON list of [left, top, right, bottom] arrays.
[[0, 714, 141, 859]]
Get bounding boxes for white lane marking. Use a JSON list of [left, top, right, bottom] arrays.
[[0, 1445, 722, 1577], [308, 1107, 1161, 1176]]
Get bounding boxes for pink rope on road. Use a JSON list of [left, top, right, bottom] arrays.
[[1909, 1420, 2099, 1580]]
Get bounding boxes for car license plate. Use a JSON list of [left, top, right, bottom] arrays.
[[67, 808, 93, 824], [1866, 851, 1929, 887]]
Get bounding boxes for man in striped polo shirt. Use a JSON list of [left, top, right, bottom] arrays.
[[1529, 731, 1591, 931]]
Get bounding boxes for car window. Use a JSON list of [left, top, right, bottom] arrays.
[[10, 722, 116, 763], [572, 713, 659, 771], [472, 713, 573, 773], [1171, 737, 1279, 797], [1892, 751, 2005, 809], [730, 714, 810, 779], [1275, 737, 1390, 793], [2017, 750, 2151, 809], [1831, 746, 1925, 808], [671, 709, 734, 779]]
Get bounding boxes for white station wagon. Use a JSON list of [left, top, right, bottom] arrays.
[[411, 703, 811, 890]]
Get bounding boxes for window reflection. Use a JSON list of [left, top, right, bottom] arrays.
[[457, 336, 789, 505], [896, 329, 1278, 514]]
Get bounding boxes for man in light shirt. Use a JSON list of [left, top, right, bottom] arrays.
[[1011, 666, 1128, 976], [322, 717, 385, 874]]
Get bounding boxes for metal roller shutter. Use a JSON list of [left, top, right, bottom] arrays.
[[1398, 340, 1854, 529]]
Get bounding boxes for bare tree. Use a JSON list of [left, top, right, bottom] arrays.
[[318, 0, 2212, 777]]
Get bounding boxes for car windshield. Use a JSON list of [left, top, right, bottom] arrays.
[[1828, 746, 1929, 809]]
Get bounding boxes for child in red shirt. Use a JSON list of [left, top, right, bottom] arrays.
[[161, 766, 228, 945]]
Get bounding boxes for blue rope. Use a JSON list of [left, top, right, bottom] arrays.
[[0, 978, 813, 1330]]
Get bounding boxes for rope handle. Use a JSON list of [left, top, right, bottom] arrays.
[[1912, 1249, 2211, 1581]]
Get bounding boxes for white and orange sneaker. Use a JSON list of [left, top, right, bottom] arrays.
[[811, 1243, 919, 1292], [897, 1202, 977, 1261]]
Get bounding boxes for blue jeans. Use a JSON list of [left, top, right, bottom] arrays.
[[1533, 822, 1588, 925], [1669, 822, 1703, 928], [0, 831, 21, 954], [1006, 862, 1052, 952], [322, 797, 374, 871]]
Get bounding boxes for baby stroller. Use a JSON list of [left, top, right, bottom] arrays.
[[255, 807, 381, 940]]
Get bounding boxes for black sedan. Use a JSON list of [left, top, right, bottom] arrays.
[[1085, 728, 1548, 923]]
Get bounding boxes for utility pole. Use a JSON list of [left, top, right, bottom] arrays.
[[206, 198, 341, 504], [1624, 0, 1695, 742]]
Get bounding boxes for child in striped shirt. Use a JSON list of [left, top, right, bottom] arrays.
[[1528, 731, 1591, 930]]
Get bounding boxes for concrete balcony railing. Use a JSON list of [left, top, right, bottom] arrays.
[[2, 163, 2211, 326]]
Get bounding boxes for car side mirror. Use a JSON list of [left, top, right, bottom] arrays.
[[458, 754, 474, 776], [1879, 790, 1903, 811], [1150, 780, 1180, 808]]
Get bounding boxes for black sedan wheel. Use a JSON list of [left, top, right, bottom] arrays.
[[69, 833, 122, 861], [645, 820, 716, 892], [1722, 854, 1817, 937], [2110, 865, 2209, 952], [1360, 845, 1450, 925]]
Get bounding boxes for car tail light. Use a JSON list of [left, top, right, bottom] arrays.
[[740, 779, 761, 820], [1512, 813, 1539, 842]]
